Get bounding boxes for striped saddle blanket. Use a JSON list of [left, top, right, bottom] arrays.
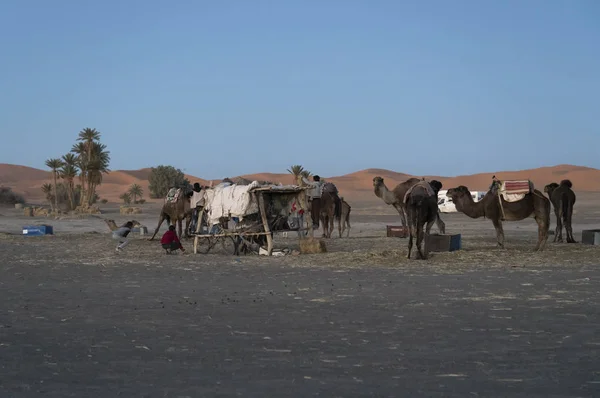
[[403, 181, 436, 204], [499, 180, 533, 202]]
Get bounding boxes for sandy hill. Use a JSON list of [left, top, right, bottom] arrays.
[[1, 163, 599, 204]]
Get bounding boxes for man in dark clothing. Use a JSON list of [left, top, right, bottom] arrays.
[[161, 225, 186, 254]]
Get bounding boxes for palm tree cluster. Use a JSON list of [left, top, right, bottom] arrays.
[[121, 183, 144, 204], [287, 165, 312, 184], [44, 128, 110, 211]]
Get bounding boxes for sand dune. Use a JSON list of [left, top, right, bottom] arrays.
[[1, 163, 599, 204]]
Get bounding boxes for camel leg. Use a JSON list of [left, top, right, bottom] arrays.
[[534, 213, 549, 252], [345, 216, 351, 237], [415, 223, 425, 260], [554, 201, 564, 243], [565, 202, 577, 243], [184, 214, 192, 239], [394, 204, 407, 227], [329, 212, 335, 239], [551, 206, 560, 243], [177, 218, 183, 240], [338, 214, 343, 238], [407, 230, 413, 259], [424, 219, 435, 258], [149, 213, 166, 241], [406, 208, 415, 259], [435, 211, 446, 234], [491, 219, 505, 248]]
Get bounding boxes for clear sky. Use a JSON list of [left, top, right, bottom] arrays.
[[1, 0, 598, 179]]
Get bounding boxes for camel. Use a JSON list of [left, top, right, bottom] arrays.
[[446, 185, 550, 251], [320, 190, 338, 238], [373, 176, 446, 234], [544, 180, 577, 243], [337, 198, 351, 238], [405, 180, 442, 260], [149, 188, 193, 241]]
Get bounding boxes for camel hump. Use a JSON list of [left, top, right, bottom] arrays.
[[560, 179, 573, 189], [403, 181, 435, 204]]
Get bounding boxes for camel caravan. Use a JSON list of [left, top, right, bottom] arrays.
[[372, 175, 577, 259], [143, 170, 577, 259]]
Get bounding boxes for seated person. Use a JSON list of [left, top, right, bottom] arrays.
[[160, 225, 185, 254], [489, 175, 501, 192]]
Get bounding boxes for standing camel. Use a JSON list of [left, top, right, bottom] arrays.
[[405, 180, 442, 260], [337, 198, 351, 238], [373, 176, 446, 234], [320, 190, 338, 238], [446, 185, 550, 251], [544, 180, 577, 243], [148, 189, 193, 241]]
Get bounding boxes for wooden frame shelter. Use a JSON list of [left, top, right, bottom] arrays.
[[192, 184, 313, 256]]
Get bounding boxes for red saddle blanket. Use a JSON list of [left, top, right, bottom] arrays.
[[501, 180, 532, 194]]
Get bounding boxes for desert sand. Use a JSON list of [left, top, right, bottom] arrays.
[[1, 188, 600, 396]]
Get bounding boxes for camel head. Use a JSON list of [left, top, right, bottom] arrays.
[[373, 176, 384, 188], [429, 180, 443, 195], [446, 186, 471, 201], [544, 183, 559, 194], [559, 179, 573, 189]]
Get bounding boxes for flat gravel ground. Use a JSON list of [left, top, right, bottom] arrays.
[[1, 249, 599, 397]]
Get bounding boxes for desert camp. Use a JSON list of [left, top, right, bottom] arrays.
[[2, 2, 599, 396]]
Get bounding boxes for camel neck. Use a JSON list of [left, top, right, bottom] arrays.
[[375, 185, 394, 204], [456, 195, 485, 218]]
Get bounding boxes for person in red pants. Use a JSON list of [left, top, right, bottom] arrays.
[[160, 225, 186, 254]]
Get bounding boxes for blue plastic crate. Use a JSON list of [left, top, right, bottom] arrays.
[[22, 225, 54, 236]]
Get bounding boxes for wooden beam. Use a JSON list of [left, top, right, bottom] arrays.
[[256, 192, 274, 256]]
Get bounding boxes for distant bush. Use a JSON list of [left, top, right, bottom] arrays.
[[148, 165, 190, 198], [0, 186, 25, 205], [100, 198, 108, 204], [137, 198, 146, 204], [119, 192, 132, 204]]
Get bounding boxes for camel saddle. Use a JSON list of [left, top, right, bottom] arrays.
[[166, 187, 182, 203], [403, 181, 435, 204], [498, 180, 534, 203]]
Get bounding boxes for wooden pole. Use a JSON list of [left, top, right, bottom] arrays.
[[256, 192, 273, 256]]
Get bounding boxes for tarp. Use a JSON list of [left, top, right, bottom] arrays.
[[203, 181, 261, 226]]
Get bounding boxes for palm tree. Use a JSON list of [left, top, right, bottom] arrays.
[[287, 165, 305, 184], [41, 183, 53, 206], [300, 169, 312, 179], [71, 130, 110, 206], [128, 184, 143, 204], [45, 158, 64, 212], [119, 192, 131, 204], [60, 153, 78, 210], [84, 142, 110, 205]]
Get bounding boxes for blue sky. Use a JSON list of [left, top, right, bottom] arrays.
[[1, 0, 598, 179]]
